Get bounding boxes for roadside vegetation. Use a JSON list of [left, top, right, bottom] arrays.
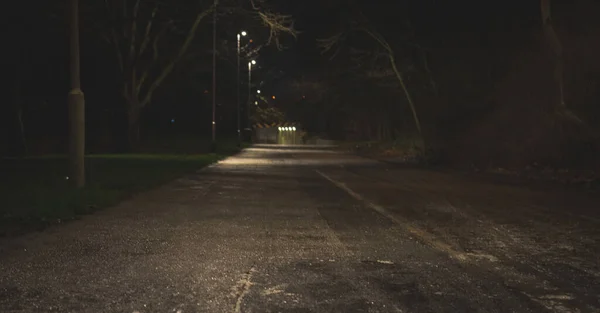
[[0, 139, 241, 237]]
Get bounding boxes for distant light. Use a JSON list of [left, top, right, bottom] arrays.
[[249, 39, 253, 43], [212, 121, 215, 125], [278, 127, 282, 131], [256, 90, 261, 94], [251, 60, 256, 65], [171, 119, 175, 123], [204, 90, 209, 94], [241, 31, 247, 36], [65, 176, 69, 180], [272, 96, 276, 100], [302, 95, 306, 99], [292, 127, 296, 131], [285, 127, 290, 131], [254, 101, 258, 105]]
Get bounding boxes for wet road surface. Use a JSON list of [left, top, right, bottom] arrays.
[[1, 145, 599, 312]]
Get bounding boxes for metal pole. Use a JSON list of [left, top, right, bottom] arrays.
[[248, 62, 251, 130], [248, 62, 251, 105], [211, 0, 217, 152], [68, 0, 85, 188], [236, 34, 241, 146]]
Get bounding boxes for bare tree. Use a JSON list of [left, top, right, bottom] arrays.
[[98, 0, 215, 149], [318, 10, 423, 141], [94, 0, 296, 149]]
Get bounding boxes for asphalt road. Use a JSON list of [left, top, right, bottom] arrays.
[[1, 145, 599, 313]]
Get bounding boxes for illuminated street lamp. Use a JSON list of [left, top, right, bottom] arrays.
[[248, 61, 257, 132], [237, 31, 249, 146], [256, 89, 261, 94]]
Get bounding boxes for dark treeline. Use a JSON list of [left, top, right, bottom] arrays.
[[2, 0, 600, 171], [277, 0, 600, 169], [0, 0, 294, 155]]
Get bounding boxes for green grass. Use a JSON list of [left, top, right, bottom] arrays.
[[0, 146, 240, 236]]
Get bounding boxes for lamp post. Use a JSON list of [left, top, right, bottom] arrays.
[[68, 0, 85, 188], [237, 31, 247, 147], [248, 60, 256, 131], [211, 0, 219, 152], [248, 60, 256, 98]]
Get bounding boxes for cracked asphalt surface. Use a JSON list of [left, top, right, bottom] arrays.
[[1, 145, 599, 312]]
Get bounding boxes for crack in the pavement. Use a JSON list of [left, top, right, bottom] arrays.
[[231, 265, 257, 313]]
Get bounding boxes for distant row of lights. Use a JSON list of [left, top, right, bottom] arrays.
[[278, 127, 296, 131]]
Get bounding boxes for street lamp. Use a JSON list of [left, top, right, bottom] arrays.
[[69, 0, 85, 188], [211, 0, 217, 152], [256, 89, 261, 94], [248, 61, 256, 133], [237, 31, 249, 146]]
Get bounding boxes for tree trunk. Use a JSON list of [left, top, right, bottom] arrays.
[[541, 0, 565, 110], [127, 104, 141, 151], [16, 108, 26, 156], [540, 0, 587, 128], [388, 54, 424, 145], [13, 71, 27, 156]]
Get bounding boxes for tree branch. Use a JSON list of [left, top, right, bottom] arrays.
[[138, 4, 159, 57], [128, 0, 141, 62], [139, 4, 215, 108], [258, 11, 297, 50], [136, 20, 171, 94], [111, 29, 124, 72]]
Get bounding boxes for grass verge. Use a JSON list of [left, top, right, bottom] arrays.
[[338, 139, 428, 163], [0, 148, 239, 237]]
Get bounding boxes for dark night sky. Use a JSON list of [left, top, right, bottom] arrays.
[[259, 0, 542, 96]]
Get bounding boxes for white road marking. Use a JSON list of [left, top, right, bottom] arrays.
[[316, 170, 498, 263]]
